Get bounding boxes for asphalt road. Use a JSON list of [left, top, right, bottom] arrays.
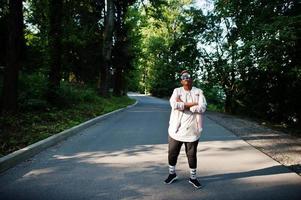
[[0, 93, 300, 200]]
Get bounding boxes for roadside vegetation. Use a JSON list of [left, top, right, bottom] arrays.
[[128, 1, 301, 133], [1, 0, 300, 157], [0, 74, 134, 157]]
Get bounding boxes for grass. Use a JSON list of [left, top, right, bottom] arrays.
[[0, 92, 135, 158], [207, 103, 224, 112]]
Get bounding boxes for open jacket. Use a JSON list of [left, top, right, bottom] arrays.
[[168, 87, 207, 142]]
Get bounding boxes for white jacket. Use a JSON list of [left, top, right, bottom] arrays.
[[168, 87, 207, 142]]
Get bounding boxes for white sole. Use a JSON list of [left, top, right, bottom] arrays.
[[189, 180, 203, 189], [164, 176, 178, 184]]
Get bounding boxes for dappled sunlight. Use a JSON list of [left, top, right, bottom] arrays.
[[127, 110, 170, 113], [53, 152, 94, 160], [199, 140, 281, 172], [1, 0, 300, 198], [127, 92, 148, 97], [22, 168, 56, 178], [1, 94, 301, 200], [1, 133, 301, 200], [53, 144, 168, 166], [127, 107, 170, 113]]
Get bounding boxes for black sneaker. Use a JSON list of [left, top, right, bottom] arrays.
[[164, 173, 178, 184], [189, 178, 202, 189]]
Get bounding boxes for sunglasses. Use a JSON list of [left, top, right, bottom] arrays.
[[181, 73, 191, 80]]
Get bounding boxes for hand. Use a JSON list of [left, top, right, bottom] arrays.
[[176, 96, 183, 102], [184, 102, 198, 109]]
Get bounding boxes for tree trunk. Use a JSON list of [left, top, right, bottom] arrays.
[[99, 0, 114, 97], [113, 66, 123, 96], [113, 1, 123, 96], [224, 90, 233, 113], [1, 0, 24, 113], [47, 0, 63, 104], [0, 2, 9, 67]]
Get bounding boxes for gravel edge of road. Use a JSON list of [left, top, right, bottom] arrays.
[[206, 111, 301, 176]]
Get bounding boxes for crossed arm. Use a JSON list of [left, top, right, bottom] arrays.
[[170, 89, 207, 113], [175, 96, 198, 109]]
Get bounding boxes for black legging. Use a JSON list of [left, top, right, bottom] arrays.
[[168, 136, 199, 168]]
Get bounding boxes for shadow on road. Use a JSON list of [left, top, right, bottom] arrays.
[[1, 94, 300, 200], [202, 165, 292, 183]]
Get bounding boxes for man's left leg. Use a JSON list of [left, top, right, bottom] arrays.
[[185, 140, 202, 189]]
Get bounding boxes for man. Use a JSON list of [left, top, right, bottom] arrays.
[[164, 70, 207, 189]]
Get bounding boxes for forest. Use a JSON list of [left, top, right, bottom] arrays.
[[0, 0, 300, 155]]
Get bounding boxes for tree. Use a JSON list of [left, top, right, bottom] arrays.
[[0, 1, 9, 68], [131, 0, 206, 97], [201, 0, 301, 127], [1, 0, 24, 112], [99, 0, 115, 97], [47, 0, 63, 104], [60, 0, 104, 85], [113, 1, 128, 96]]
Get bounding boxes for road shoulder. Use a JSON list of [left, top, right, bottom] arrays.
[[206, 111, 301, 175]]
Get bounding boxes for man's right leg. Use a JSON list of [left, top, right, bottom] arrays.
[[164, 136, 183, 184]]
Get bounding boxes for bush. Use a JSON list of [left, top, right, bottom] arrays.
[[197, 83, 225, 112], [58, 82, 100, 104], [17, 72, 102, 110], [18, 73, 48, 110]]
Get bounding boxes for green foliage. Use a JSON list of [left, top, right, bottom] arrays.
[[130, 0, 206, 97], [207, 104, 223, 112], [58, 82, 100, 104], [17, 72, 106, 110], [1, 0, 300, 157], [18, 73, 48, 110], [0, 86, 135, 157], [198, 83, 225, 108], [199, 0, 301, 128], [0, 0, 139, 156], [60, 0, 103, 84]]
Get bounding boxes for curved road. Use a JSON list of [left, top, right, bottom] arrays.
[[0, 94, 300, 200]]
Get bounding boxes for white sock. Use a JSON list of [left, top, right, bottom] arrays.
[[190, 168, 197, 179], [169, 165, 176, 174]]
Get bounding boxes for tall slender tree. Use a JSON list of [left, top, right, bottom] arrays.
[[47, 0, 63, 103], [1, 0, 24, 112], [113, 1, 134, 96], [99, 0, 115, 97], [0, 1, 9, 68]]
